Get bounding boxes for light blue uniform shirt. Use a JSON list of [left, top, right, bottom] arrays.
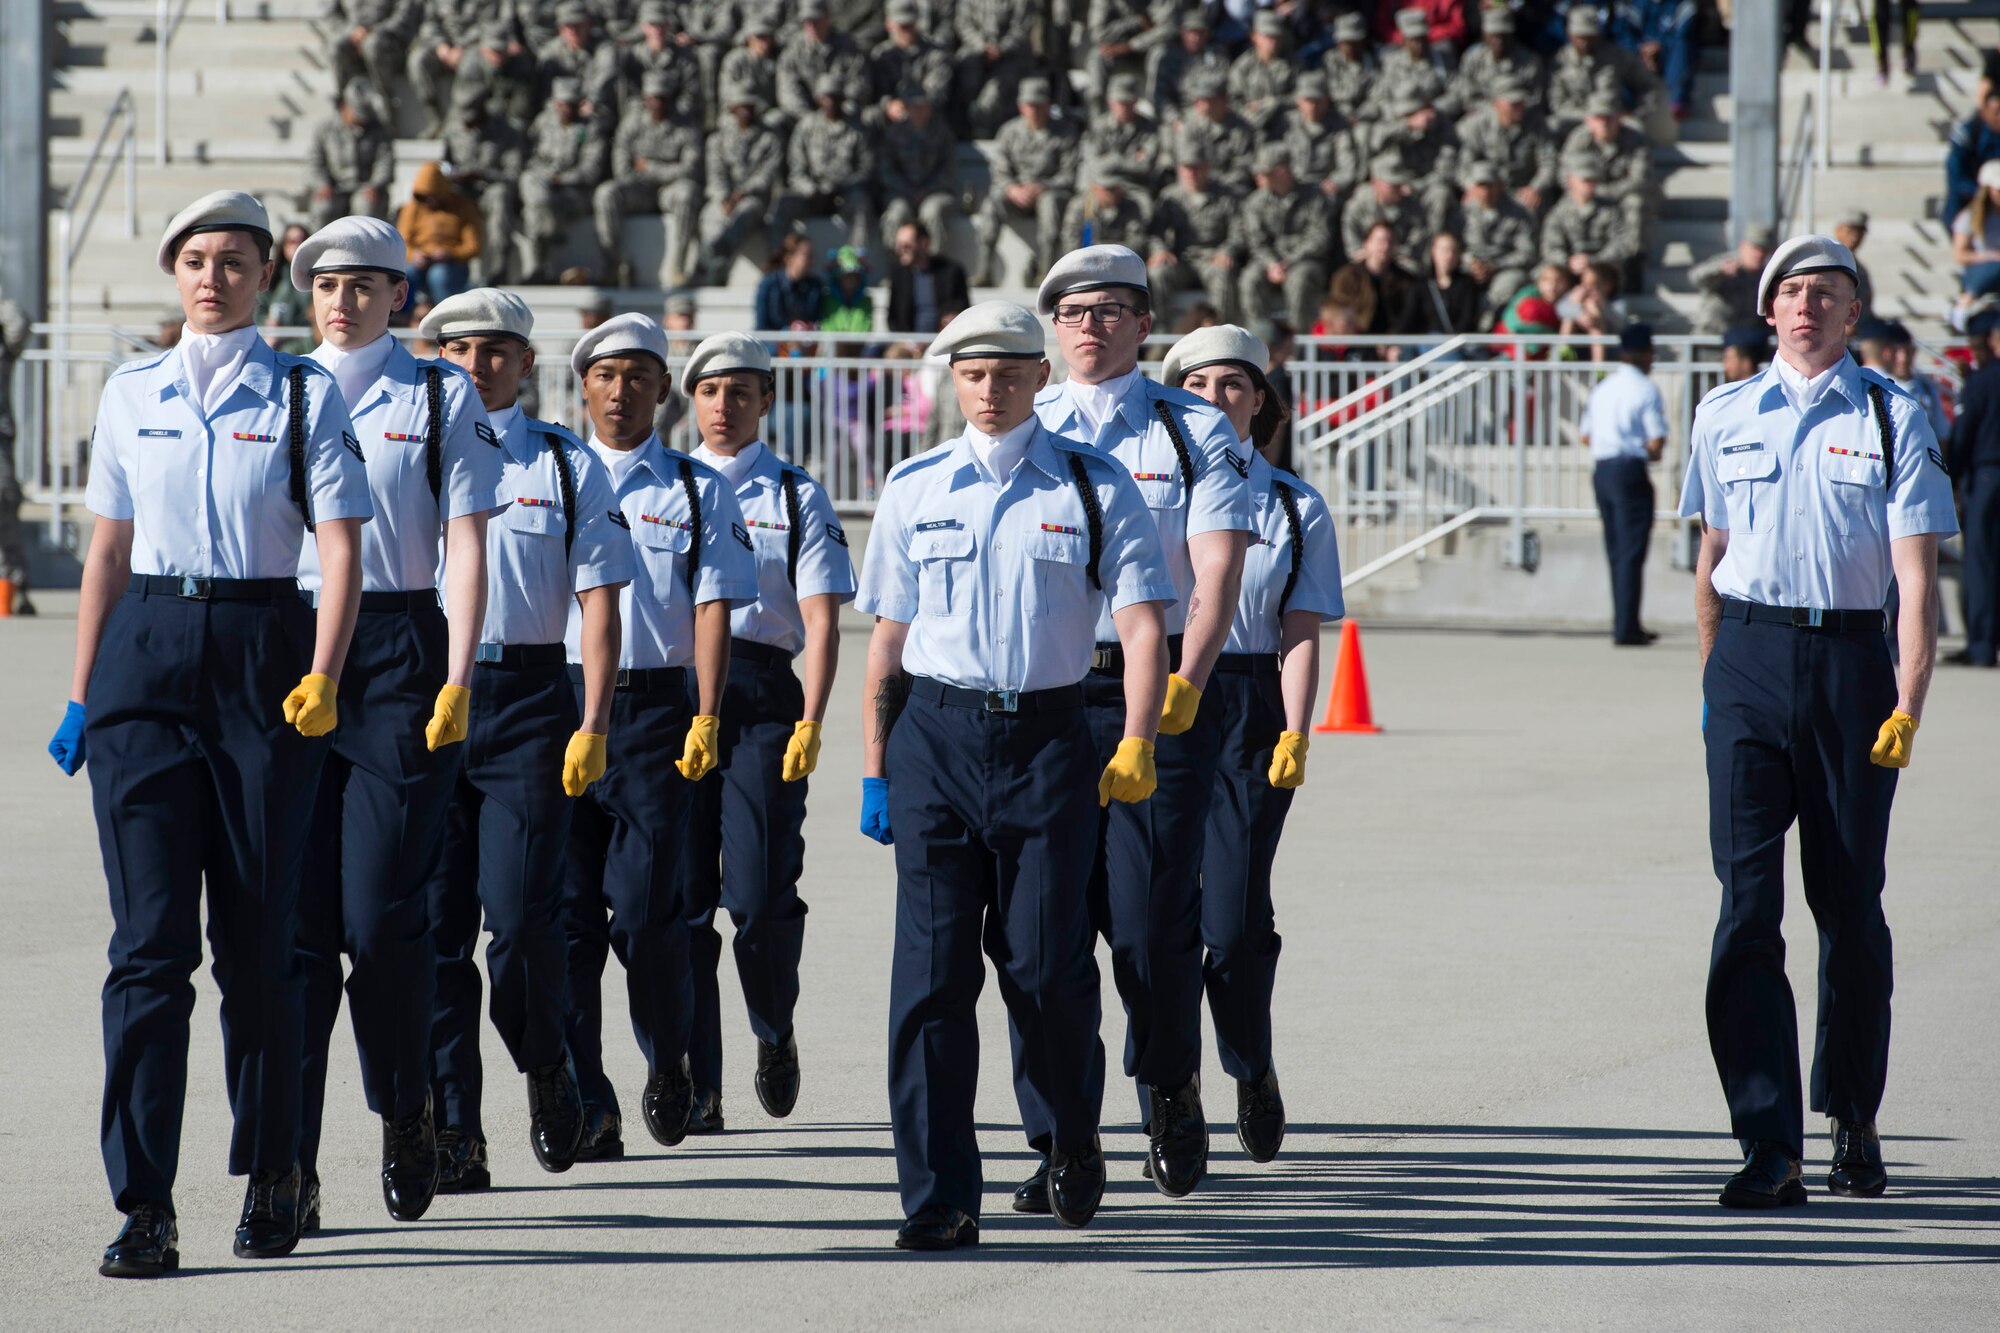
[[1035, 374, 1254, 641], [1226, 453, 1346, 655], [856, 421, 1176, 692], [480, 404, 635, 646], [1583, 362, 1669, 462], [566, 433, 759, 670], [84, 337, 371, 578], [690, 441, 858, 655], [1678, 354, 1959, 610], [298, 337, 505, 593]]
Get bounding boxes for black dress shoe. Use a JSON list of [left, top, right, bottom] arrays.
[[576, 1103, 626, 1160], [1145, 1076, 1209, 1198], [100, 1203, 178, 1278], [233, 1164, 305, 1258], [894, 1207, 979, 1252], [1048, 1143, 1106, 1228], [1719, 1142, 1807, 1209], [382, 1096, 440, 1221], [687, 1085, 725, 1135], [1828, 1119, 1888, 1197], [1012, 1158, 1051, 1214], [1236, 1067, 1286, 1163], [642, 1057, 695, 1146], [436, 1128, 491, 1193], [755, 1031, 801, 1118], [526, 1060, 584, 1173], [301, 1171, 321, 1235]]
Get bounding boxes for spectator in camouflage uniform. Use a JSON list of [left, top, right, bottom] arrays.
[[408, 0, 500, 136], [1374, 7, 1452, 117], [1539, 156, 1639, 274], [307, 80, 395, 229], [538, 1, 620, 118], [1059, 159, 1153, 254], [773, 74, 876, 251], [1320, 12, 1379, 125], [1560, 90, 1655, 218], [593, 72, 706, 284], [1278, 71, 1364, 205], [697, 86, 786, 282], [442, 76, 530, 281], [684, 0, 750, 125], [1081, 73, 1164, 206], [1228, 11, 1300, 132], [1356, 89, 1461, 226], [719, 20, 782, 127], [1148, 11, 1228, 118], [1148, 150, 1243, 323], [953, 0, 1038, 138], [1452, 158, 1538, 319], [1456, 78, 1558, 215], [1548, 8, 1660, 136], [1238, 144, 1335, 330], [1083, 0, 1175, 103], [520, 78, 610, 280], [1447, 7, 1543, 118], [971, 77, 1079, 284], [871, 0, 955, 104], [613, 1, 706, 125], [445, 3, 542, 128], [876, 87, 964, 256], [1342, 152, 1432, 266], [327, 0, 416, 108], [777, 0, 871, 120], [1688, 224, 1776, 334], [1163, 68, 1258, 196]]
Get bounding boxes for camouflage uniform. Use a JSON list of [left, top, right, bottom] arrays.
[[1456, 106, 1559, 206], [538, 28, 620, 118], [593, 109, 706, 282], [1059, 176, 1153, 255], [773, 106, 876, 250], [407, 0, 502, 133], [614, 40, 706, 124], [971, 110, 1081, 283], [1356, 114, 1461, 229], [1275, 88, 1362, 202], [877, 107, 965, 251], [1147, 175, 1243, 321], [305, 110, 395, 229], [442, 96, 530, 281], [1341, 182, 1432, 267], [1238, 177, 1335, 329], [870, 29, 954, 103], [953, 0, 1037, 137], [718, 42, 781, 124], [520, 104, 610, 279], [1539, 192, 1637, 268], [697, 107, 786, 280], [686, 0, 751, 122], [1452, 190, 1538, 317], [1082, 0, 1177, 100], [1688, 251, 1764, 333], [1162, 104, 1258, 196], [1372, 45, 1451, 119], [327, 0, 417, 105], [775, 31, 871, 120], [1559, 119, 1654, 213], [1320, 47, 1378, 124], [446, 3, 542, 127], [1449, 41, 1545, 117], [1148, 36, 1229, 117], [1225, 49, 1297, 132], [1080, 103, 1164, 202], [1548, 44, 1659, 134]]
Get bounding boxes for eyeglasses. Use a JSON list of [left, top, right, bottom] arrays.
[[1052, 301, 1144, 327]]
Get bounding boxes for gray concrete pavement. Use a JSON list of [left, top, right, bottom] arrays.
[[1, 610, 1996, 1328]]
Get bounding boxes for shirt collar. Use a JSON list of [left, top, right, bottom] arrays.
[[156, 323, 266, 407], [692, 439, 767, 488], [310, 332, 402, 413], [1765, 350, 1863, 414], [945, 420, 1065, 488], [592, 431, 675, 486]]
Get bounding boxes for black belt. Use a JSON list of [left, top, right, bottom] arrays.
[[129, 573, 299, 602], [730, 638, 792, 668], [567, 663, 691, 693], [1212, 652, 1279, 677], [1091, 633, 1184, 674], [358, 590, 441, 613], [1721, 598, 1886, 633], [474, 641, 567, 669], [910, 675, 1083, 714]]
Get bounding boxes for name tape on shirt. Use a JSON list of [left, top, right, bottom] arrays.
[[1719, 442, 1764, 455], [914, 518, 963, 532], [138, 427, 182, 438]]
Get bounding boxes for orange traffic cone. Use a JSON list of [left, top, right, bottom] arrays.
[[0, 579, 12, 618], [1315, 620, 1380, 734]]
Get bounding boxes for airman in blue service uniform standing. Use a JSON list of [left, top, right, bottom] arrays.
[[680, 332, 858, 1132], [49, 190, 371, 1276], [1162, 325, 1345, 1165], [288, 217, 504, 1231], [1680, 234, 1958, 1210], [421, 288, 634, 1191], [857, 300, 1175, 1251], [1022, 243, 1254, 1206], [563, 314, 759, 1160]]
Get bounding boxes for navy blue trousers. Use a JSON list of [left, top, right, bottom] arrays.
[[298, 603, 459, 1173], [565, 673, 697, 1112], [1199, 657, 1293, 1084], [87, 588, 326, 1211], [1961, 468, 2000, 664], [1703, 612, 1899, 1160], [886, 688, 1105, 1220], [427, 657, 578, 1138], [684, 651, 809, 1094], [1593, 457, 1655, 643]]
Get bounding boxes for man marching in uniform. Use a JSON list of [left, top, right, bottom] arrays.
[[564, 314, 759, 1159], [422, 289, 634, 1190], [1022, 244, 1253, 1205], [1680, 235, 1957, 1208], [857, 300, 1175, 1250], [289, 217, 504, 1230], [52, 190, 370, 1274], [680, 332, 857, 1131]]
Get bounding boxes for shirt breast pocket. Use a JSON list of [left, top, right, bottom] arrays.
[[635, 520, 691, 592], [501, 499, 565, 585], [910, 526, 975, 618], [1135, 475, 1187, 515], [1720, 448, 1781, 534], [1825, 453, 1888, 534], [1025, 530, 1091, 622]]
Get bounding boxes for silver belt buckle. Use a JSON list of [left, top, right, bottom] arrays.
[[179, 575, 211, 600], [1791, 607, 1824, 628], [984, 689, 1020, 713], [614, 668, 634, 688], [1091, 648, 1115, 671], [475, 642, 505, 664]]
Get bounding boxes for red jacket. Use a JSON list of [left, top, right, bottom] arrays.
[[1375, 0, 1469, 47]]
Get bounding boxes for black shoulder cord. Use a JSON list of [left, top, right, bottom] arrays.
[[287, 364, 314, 531], [1273, 478, 1303, 616], [781, 467, 803, 588], [545, 431, 578, 558], [1153, 398, 1197, 498], [424, 364, 444, 504], [678, 456, 703, 589], [1064, 452, 1105, 591], [1866, 381, 1895, 472]]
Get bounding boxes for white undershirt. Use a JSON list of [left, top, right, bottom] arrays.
[[964, 415, 1037, 487], [487, 402, 523, 438], [1771, 350, 1843, 416], [178, 322, 260, 415], [310, 332, 398, 412], [1067, 366, 1142, 438], [588, 433, 645, 486], [693, 440, 765, 487]]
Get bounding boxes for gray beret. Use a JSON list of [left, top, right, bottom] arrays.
[[1162, 323, 1271, 394], [156, 189, 273, 274], [927, 300, 1046, 361], [1253, 10, 1287, 36], [1017, 76, 1053, 105], [1483, 8, 1516, 33], [551, 77, 584, 103], [291, 214, 408, 292], [1294, 70, 1329, 98], [1035, 243, 1150, 316], [571, 311, 671, 377], [1334, 12, 1368, 40], [1567, 6, 1601, 35], [420, 287, 536, 343], [1396, 7, 1430, 37], [680, 331, 772, 394], [1755, 233, 1859, 317]]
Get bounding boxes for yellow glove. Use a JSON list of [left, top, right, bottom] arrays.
[[1158, 673, 1202, 736], [1868, 710, 1918, 769], [1098, 737, 1157, 807], [1268, 730, 1309, 789], [425, 683, 471, 751], [677, 714, 721, 781], [782, 720, 822, 782], [562, 731, 608, 797], [282, 673, 339, 737]]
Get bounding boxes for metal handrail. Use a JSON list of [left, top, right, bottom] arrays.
[[1779, 92, 1817, 237], [1292, 334, 1474, 441], [1817, 0, 1835, 172], [155, 0, 197, 165]]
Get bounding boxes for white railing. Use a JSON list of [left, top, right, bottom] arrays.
[[155, 0, 199, 165], [1780, 91, 1817, 237]]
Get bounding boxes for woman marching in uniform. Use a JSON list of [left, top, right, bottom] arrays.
[[48, 190, 371, 1275], [679, 333, 858, 1131], [288, 216, 505, 1229], [1161, 324, 1344, 1165]]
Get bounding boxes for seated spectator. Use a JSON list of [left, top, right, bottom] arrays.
[[756, 233, 828, 333], [1720, 325, 1770, 382], [697, 87, 784, 286], [1342, 153, 1433, 267], [398, 161, 484, 306], [773, 74, 876, 253], [1549, 8, 1660, 135], [1164, 69, 1260, 196], [1454, 159, 1538, 320], [1329, 220, 1419, 334], [520, 80, 608, 283], [1497, 292, 1560, 360], [1061, 160, 1153, 254], [720, 21, 782, 126], [972, 77, 1081, 285], [1540, 157, 1639, 276], [1689, 223, 1776, 333], [820, 245, 874, 333], [887, 220, 969, 335], [1083, 74, 1166, 204], [1318, 12, 1380, 127], [1607, 0, 1697, 119], [1375, 7, 1453, 110], [1456, 78, 1557, 216], [1945, 82, 2000, 225], [1376, 0, 1470, 55], [1238, 145, 1336, 331], [613, 1, 704, 125], [592, 71, 705, 286], [256, 223, 313, 329], [326, 0, 413, 110], [441, 80, 527, 284], [1229, 12, 1301, 131], [1835, 210, 1874, 315], [1149, 152, 1245, 325], [537, 2, 617, 117], [872, 0, 955, 105], [1279, 71, 1362, 202], [776, 0, 870, 121], [1150, 10, 1230, 119], [1952, 161, 2000, 298], [307, 80, 394, 230], [876, 86, 964, 255], [1393, 229, 1486, 346], [953, 0, 1037, 138], [1556, 260, 1630, 359], [1448, 8, 1544, 118]]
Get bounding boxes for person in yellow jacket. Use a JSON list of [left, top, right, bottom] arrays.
[[396, 160, 484, 306]]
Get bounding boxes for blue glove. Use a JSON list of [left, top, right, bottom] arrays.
[[49, 700, 87, 776], [860, 776, 893, 845]]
